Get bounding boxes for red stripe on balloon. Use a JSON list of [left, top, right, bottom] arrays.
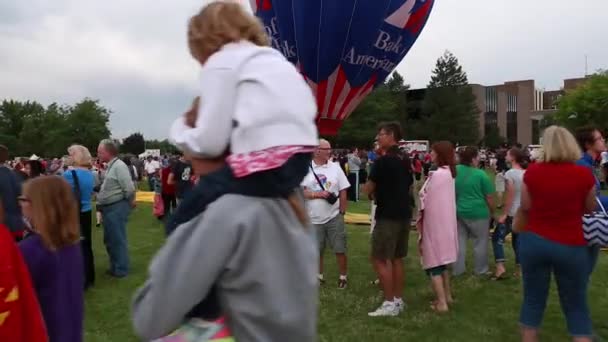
[[338, 73, 377, 120], [316, 79, 328, 119], [262, 0, 272, 10], [336, 88, 359, 121], [405, 0, 432, 33], [326, 67, 347, 121]]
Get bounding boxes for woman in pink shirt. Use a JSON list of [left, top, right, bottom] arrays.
[[417, 141, 459, 313]]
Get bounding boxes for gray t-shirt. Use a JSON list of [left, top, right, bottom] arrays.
[[132, 194, 318, 342], [505, 168, 525, 216]]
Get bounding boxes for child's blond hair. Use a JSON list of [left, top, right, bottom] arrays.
[[188, 1, 270, 64]]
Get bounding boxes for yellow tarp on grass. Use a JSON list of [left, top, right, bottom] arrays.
[[136, 191, 155, 203], [136, 191, 373, 225]]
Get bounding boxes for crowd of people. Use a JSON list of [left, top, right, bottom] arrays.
[[0, 2, 605, 342]]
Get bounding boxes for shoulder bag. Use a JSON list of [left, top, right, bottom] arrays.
[[583, 197, 608, 247]]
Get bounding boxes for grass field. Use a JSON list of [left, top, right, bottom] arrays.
[[83, 196, 608, 342]]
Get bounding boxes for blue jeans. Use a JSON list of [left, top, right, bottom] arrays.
[[491, 216, 519, 264], [101, 200, 131, 277], [519, 232, 593, 337]]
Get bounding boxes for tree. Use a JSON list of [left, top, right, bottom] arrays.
[[63, 99, 112, 154], [420, 50, 480, 145], [0, 100, 46, 155], [552, 71, 608, 132], [480, 126, 506, 149], [122, 133, 146, 155]]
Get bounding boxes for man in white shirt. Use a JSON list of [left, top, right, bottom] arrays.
[[144, 156, 161, 191], [302, 139, 351, 289]]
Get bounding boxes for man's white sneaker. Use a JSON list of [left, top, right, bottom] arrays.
[[394, 298, 406, 313], [368, 301, 399, 317]]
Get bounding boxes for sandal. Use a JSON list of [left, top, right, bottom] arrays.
[[490, 270, 508, 281]]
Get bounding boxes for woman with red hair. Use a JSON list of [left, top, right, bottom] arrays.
[[417, 141, 458, 313]]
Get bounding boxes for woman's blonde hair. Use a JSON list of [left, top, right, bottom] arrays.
[[68, 144, 93, 167], [22, 176, 80, 250], [188, 1, 270, 64], [540, 125, 582, 163]]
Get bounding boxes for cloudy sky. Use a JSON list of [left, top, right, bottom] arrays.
[[1, 0, 606, 139]]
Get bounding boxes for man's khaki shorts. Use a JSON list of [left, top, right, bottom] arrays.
[[371, 219, 410, 260]]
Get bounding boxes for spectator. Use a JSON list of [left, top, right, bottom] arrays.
[[144, 156, 160, 191], [25, 159, 44, 179], [160, 160, 177, 217], [122, 156, 139, 189], [64, 145, 96, 290], [492, 148, 525, 280], [0, 145, 24, 238], [96, 139, 136, 278], [515, 126, 596, 342], [575, 126, 608, 275], [364, 122, 413, 317], [347, 148, 361, 201], [453, 146, 495, 276], [19, 176, 84, 342], [168, 152, 194, 205], [302, 139, 350, 289], [417, 141, 458, 313]]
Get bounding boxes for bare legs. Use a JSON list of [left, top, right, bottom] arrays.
[[372, 258, 394, 300], [336, 253, 347, 276], [430, 271, 453, 313]]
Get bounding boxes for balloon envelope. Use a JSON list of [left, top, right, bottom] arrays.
[[250, 0, 434, 135]]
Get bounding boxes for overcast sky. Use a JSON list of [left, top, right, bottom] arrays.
[[1, 0, 606, 139]]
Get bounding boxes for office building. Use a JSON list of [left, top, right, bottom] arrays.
[[407, 77, 589, 146]]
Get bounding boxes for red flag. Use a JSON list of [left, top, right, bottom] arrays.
[[0, 225, 48, 342]]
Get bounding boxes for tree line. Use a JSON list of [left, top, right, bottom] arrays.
[[0, 99, 111, 158]]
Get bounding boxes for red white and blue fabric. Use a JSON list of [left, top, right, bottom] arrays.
[[250, 0, 435, 135]]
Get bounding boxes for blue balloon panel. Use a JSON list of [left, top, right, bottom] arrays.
[[250, 0, 434, 135]]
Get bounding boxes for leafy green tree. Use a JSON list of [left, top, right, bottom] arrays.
[[481, 126, 506, 149], [122, 132, 146, 155], [63, 98, 112, 154], [0, 98, 112, 157], [0, 100, 46, 155], [420, 51, 480, 145], [552, 71, 608, 132]]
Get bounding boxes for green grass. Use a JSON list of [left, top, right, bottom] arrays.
[[84, 198, 608, 341]]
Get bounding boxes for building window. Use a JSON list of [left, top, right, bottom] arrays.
[[485, 87, 497, 112], [507, 111, 517, 144], [484, 111, 498, 137], [531, 119, 540, 144]]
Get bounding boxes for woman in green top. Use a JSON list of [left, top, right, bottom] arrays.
[[453, 146, 495, 276]]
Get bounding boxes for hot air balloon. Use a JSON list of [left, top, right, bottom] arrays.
[[249, 0, 435, 136]]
